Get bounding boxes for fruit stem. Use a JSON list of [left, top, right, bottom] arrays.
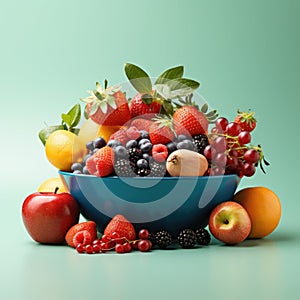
[[54, 187, 59, 194]]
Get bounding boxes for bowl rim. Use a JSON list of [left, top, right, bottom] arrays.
[[58, 170, 240, 181]]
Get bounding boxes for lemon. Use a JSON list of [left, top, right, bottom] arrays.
[[45, 130, 86, 171], [37, 177, 68, 193]]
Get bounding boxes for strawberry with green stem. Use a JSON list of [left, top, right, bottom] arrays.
[[234, 109, 257, 132], [149, 115, 176, 145], [81, 80, 131, 126]]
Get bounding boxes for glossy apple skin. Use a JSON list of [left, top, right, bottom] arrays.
[[208, 201, 251, 245], [22, 192, 80, 244]]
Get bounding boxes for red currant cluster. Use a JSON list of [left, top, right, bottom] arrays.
[[203, 115, 269, 177], [74, 229, 152, 254]]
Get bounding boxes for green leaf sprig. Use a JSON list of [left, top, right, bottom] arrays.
[[38, 104, 82, 145]]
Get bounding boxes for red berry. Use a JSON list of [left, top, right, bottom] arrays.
[[73, 230, 93, 247], [115, 244, 125, 253], [138, 240, 151, 252], [152, 144, 168, 162], [76, 243, 85, 253], [138, 229, 150, 240], [85, 244, 94, 254], [214, 152, 227, 167], [123, 242, 132, 253], [101, 234, 111, 243], [131, 240, 139, 250], [242, 163, 256, 177], [244, 149, 260, 164], [204, 145, 217, 160], [126, 126, 140, 140], [238, 131, 251, 145], [226, 122, 241, 136], [93, 244, 101, 253], [213, 136, 227, 153], [215, 117, 228, 132]]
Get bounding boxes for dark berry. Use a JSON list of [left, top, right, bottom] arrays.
[[128, 147, 142, 165], [140, 142, 153, 153], [86, 141, 94, 151], [138, 138, 151, 147], [71, 162, 83, 172], [193, 134, 209, 154], [177, 134, 189, 142], [114, 159, 135, 177], [138, 229, 150, 240], [82, 166, 90, 175], [177, 229, 197, 248], [195, 228, 211, 245], [177, 139, 196, 151], [136, 158, 149, 169], [114, 145, 128, 158], [149, 161, 166, 177], [138, 239, 151, 252], [107, 140, 122, 148], [93, 137, 106, 149], [166, 142, 177, 154], [136, 168, 151, 177], [126, 139, 138, 149], [139, 130, 149, 140], [154, 230, 172, 249]]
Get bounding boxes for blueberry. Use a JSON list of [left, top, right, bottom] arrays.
[[142, 153, 153, 162], [140, 142, 152, 153], [71, 162, 83, 172], [83, 166, 90, 175], [177, 139, 196, 151], [93, 137, 106, 149], [126, 140, 138, 149], [107, 140, 122, 148], [73, 170, 82, 174], [139, 130, 149, 140], [167, 142, 177, 154], [138, 138, 151, 147], [114, 145, 128, 158], [136, 159, 149, 169], [86, 141, 94, 151], [177, 134, 189, 142]]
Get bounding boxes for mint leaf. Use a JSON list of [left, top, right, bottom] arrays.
[[61, 113, 72, 127], [167, 78, 200, 91], [124, 63, 152, 94], [155, 66, 184, 85], [62, 104, 81, 128]]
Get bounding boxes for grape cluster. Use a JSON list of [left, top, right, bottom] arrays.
[[202, 117, 269, 177]]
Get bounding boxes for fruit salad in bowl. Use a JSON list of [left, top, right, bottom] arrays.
[[23, 62, 275, 253]]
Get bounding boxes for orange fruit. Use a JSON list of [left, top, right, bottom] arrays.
[[233, 186, 281, 238], [45, 130, 86, 171], [77, 118, 122, 146], [37, 177, 68, 193]]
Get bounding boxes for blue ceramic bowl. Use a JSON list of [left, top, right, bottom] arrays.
[[59, 171, 240, 236]]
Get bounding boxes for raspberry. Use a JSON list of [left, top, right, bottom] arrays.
[[152, 144, 168, 162]]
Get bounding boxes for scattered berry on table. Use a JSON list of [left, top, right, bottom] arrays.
[[195, 228, 211, 245], [177, 229, 197, 248], [154, 230, 173, 249]]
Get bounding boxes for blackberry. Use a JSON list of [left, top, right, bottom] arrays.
[[114, 159, 135, 177], [136, 167, 151, 177], [128, 147, 142, 165], [177, 229, 197, 248], [195, 227, 211, 245], [154, 230, 172, 249], [193, 134, 209, 154], [149, 161, 167, 177]]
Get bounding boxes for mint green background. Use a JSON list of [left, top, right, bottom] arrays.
[[1, 0, 299, 299]]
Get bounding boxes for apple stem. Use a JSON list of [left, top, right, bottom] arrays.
[[223, 219, 229, 224], [54, 187, 59, 194]]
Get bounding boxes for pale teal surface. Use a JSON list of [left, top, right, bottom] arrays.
[[1, 0, 299, 299]]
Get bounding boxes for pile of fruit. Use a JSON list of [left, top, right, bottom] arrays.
[[21, 63, 281, 253], [40, 63, 269, 179]]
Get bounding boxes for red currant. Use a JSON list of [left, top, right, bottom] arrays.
[[242, 162, 256, 177], [115, 244, 125, 254], [92, 244, 101, 253], [213, 136, 227, 153], [226, 122, 241, 136], [101, 234, 111, 243], [130, 240, 139, 250], [138, 229, 150, 240], [76, 243, 85, 254], [123, 242, 132, 253], [244, 149, 260, 164], [238, 131, 251, 145], [215, 117, 228, 132], [138, 240, 151, 252], [85, 244, 94, 254]]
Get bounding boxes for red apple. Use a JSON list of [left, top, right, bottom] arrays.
[[208, 201, 251, 245], [22, 188, 80, 244]]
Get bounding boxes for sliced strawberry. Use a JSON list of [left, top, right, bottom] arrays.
[[103, 214, 136, 241], [65, 221, 97, 248], [94, 146, 115, 177], [109, 128, 129, 146]]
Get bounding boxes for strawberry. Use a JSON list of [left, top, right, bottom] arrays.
[[86, 146, 114, 177], [129, 93, 161, 118], [109, 128, 130, 146], [65, 221, 97, 248], [130, 118, 154, 131], [81, 82, 131, 126], [103, 214, 136, 241], [234, 110, 257, 132], [149, 117, 175, 145], [173, 106, 208, 136]]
